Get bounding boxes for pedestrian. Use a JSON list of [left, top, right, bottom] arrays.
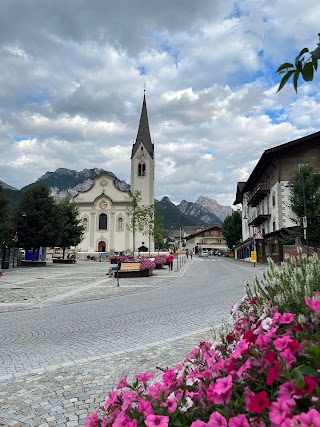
[[186, 249, 189, 258], [166, 252, 174, 271], [190, 249, 193, 259]]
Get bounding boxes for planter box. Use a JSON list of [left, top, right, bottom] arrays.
[[116, 268, 153, 278], [21, 260, 46, 267], [52, 259, 75, 264]]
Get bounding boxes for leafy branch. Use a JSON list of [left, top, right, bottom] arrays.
[[277, 33, 320, 92]]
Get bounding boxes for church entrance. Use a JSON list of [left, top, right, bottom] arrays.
[[98, 241, 107, 252]]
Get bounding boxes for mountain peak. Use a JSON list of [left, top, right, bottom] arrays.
[[195, 195, 233, 221]]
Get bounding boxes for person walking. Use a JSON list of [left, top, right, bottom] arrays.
[[186, 249, 189, 259], [190, 249, 193, 259], [166, 252, 174, 271]]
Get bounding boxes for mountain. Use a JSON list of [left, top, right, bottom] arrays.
[[0, 180, 18, 190], [178, 199, 222, 225], [195, 195, 233, 220], [156, 197, 208, 230], [2, 168, 234, 229], [21, 168, 130, 201]]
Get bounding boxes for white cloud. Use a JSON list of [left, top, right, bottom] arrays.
[[0, 0, 319, 208]]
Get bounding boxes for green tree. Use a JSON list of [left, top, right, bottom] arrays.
[[16, 183, 62, 259], [154, 205, 165, 252], [58, 199, 85, 258], [0, 185, 12, 247], [126, 191, 142, 257], [136, 205, 155, 256], [222, 210, 242, 250], [277, 33, 320, 92], [288, 164, 320, 251]]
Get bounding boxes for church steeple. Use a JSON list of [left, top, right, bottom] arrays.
[[131, 93, 154, 159]]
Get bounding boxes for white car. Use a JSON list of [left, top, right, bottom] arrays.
[[199, 250, 209, 257]]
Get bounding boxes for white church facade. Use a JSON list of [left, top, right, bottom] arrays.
[[73, 94, 155, 255]]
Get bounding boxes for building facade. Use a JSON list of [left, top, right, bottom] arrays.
[[185, 225, 227, 254], [234, 131, 320, 263], [73, 94, 155, 254]]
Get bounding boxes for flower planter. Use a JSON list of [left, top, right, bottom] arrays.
[[116, 268, 153, 278], [155, 264, 164, 269]]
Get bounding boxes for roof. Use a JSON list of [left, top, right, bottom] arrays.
[[233, 130, 320, 204], [131, 93, 154, 159], [186, 225, 222, 240]]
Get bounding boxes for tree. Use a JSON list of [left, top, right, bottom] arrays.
[[0, 185, 12, 247], [136, 205, 155, 257], [58, 199, 85, 258], [154, 205, 165, 252], [288, 164, 320, 251], [277, 33, 320, 92], [126, 191, 142, 257], [222, 210, 242, 250], [16, 183, 62, 259]]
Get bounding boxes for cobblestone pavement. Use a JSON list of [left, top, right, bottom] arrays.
[[0, 257, 265, 426]]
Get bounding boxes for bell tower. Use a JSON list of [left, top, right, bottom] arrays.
[[130, 93, 154, 207]]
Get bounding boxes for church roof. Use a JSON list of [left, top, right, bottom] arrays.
[[131, 93, 154, 159]]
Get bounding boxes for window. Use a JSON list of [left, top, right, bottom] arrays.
[[273, 221, 276, 232], [138, 163, 146, 176], [99, 213, 108, 230], [272, 192, 276, 207], [82, 217, 88, 231], [117, 217, 123, 231]]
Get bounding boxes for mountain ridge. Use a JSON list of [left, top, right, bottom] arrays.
[[1, 169, 233, 228]]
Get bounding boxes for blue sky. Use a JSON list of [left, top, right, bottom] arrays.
[[0, 0, 319, 207]]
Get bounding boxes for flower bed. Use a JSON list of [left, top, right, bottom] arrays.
[[110, 256, 134, 264], [138, 258, 156, 271], [86, 250, 320, 427]]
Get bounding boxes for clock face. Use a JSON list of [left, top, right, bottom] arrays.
[[99, 200, 108, 209]]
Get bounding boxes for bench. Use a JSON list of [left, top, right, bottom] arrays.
[[116, 262, 141, 278]]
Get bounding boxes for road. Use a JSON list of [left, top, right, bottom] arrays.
[[0, 257, 263, 378]]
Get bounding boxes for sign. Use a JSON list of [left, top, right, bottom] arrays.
[[251, 251, 257, 263], [303, 216, 307, 229], [254, 231, 264, 240]]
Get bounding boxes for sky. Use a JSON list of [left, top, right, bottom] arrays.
[[0, 0, 320, 207]]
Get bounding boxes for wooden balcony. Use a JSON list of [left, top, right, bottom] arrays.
[[248, 212, 271, 227], [247, 183, 270, 206]]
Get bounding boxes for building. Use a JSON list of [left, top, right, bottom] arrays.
[[185, 225, 227, 254], [73, 94, 155, 255], [233, 131, 320, 263]]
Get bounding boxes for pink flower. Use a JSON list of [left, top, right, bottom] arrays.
[[138, 399, 154, 416], [256, 334, 271, 351], [104, 391, 119, 409], [248, 391, 270, 414], [279, 348, 297, 369], [85, 411, 100, 427], [207, 411, 227, 427], [305, 298, 320, 312], [214, 375, 232, 395], [162, 369, 176, 386], [232, 339, 249, 358], [298, 408, 320, 427], [162, 398, 177, 414], [135, 371, 154, 384], [116, 375, 131, 389], [237, 358, 251, 377], [261, 317, 273, 331], [269, 398, 293, 424], [274, 336, 293, 351], [229, 414, 250, 427], [147, 382, 165, 399], [279, 313, 296, 324], [244, 386, 255, 411], [278, 382, 298, 400], [190, 421, 207, 427], [145, 414, 169, 427]]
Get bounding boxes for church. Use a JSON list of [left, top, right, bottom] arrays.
[[73, 94, 155, 255]]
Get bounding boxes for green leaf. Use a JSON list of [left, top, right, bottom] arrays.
[[302, 62, 314, 81], [311, 47, 320, 59], [299, 365, 318, 377], [276, 63, 294, 73], [293, 70, 300, 92], [295, 47, 309, 66], [292, 368, 305, 388], [277, 70, 295, 92]]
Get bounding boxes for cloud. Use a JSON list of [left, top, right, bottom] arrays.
[[0, 0, 319, 207]]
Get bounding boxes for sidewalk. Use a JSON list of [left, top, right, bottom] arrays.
[[0, 258, 211, 427]]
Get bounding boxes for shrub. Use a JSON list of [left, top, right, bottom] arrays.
[[85, 251, 320, 427]]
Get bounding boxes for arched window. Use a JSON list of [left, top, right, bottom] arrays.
[[82, 218, 88, 231], [138, 163, 146, 176], [117, 217, 124, 231], [99, 213, 108, 230]]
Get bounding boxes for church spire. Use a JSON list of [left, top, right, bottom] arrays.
[[131, 93, 154, 159]]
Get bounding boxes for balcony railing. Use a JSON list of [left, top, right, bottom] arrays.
[[248, 210, 271, 227], [247, 183, 270, 206]]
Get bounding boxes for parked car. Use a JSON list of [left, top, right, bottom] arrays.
[[199, 250, 209, 257]]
